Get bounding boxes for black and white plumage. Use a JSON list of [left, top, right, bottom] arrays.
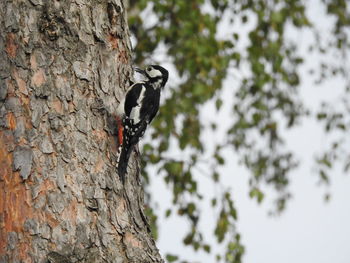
[[116, 65, 169, 182]]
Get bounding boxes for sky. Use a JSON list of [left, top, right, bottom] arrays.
[[150, 68, 350, 263], [151, 64, 350, 263], [136, 1, 350, 262]]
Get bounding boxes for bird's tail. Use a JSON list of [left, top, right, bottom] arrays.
[[117, 119, 147, 183], [117, 143, 133, 184]]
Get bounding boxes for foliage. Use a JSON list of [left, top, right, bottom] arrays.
[[128, 0, 350, 262]]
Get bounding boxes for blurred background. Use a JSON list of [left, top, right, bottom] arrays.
[[127, 0, 350, 262]]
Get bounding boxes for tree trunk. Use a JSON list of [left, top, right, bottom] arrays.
[[0, 1, 162, 262]]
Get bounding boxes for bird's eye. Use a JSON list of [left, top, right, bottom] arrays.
[[146, 67, 152, 72]]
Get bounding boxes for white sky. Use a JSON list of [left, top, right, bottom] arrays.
[[151, 70, 350, 263], [151, 68, 350, 263], [137, 0, 350, 262]]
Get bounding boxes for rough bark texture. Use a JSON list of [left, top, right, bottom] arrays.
[[0, 1, 162, 262]]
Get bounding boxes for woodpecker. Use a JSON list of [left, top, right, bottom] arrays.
[[116, 65, 169, 182]]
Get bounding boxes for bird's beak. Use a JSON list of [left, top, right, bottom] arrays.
[[135, 68, 146, 76]]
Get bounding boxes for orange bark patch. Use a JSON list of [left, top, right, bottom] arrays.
[[14, 117, 29, 145], [108, 34, 118, 49], [31, 69, 46, 87], [18, 243, 32, 263], [61, 200, 77, 223], [124, 232, 142, 248], [7, 112, 16, 130], [51, 99, 63, 114], [5, 33, 17, 58], [0, 137, 14, 186], [9, 71, 31, 117], [13, 70, 28, 95], [92, 129, 107, 141], [38, 178, 56, 195], [0, 131, 34, 256], [43, 211, 60, 229], [30, 54, 38, 70]]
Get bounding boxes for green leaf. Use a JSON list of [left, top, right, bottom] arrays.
[[203, 244, 211, 253], [165, 254, 179, 262], [271, 11, 284, 23], [215, 98, 223, 111], [131, 0, 350, 261], [165, 209, 172, 218], [249, 188, 264, 203]]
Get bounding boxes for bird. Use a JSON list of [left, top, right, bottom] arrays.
[[116, 65, 169, 183]]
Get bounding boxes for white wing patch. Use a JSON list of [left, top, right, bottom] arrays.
[[130, 85, 146, 124], [117, 82, 142, 117]]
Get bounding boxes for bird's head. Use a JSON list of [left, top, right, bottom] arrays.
[[135, 65, 169, 87]]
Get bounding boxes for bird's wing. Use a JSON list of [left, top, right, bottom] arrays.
[[123, 83, 145, 121]]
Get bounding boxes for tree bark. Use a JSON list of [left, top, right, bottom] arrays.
[[0, 1, 162, 262]]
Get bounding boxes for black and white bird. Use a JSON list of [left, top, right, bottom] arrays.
[[116, 65, 169, 182]]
